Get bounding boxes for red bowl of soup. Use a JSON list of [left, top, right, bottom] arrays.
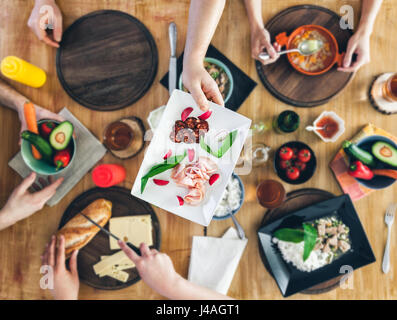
[[275, 25, 344, 76]]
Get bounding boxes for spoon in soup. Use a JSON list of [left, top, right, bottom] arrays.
[[259, 39, 324, 61]]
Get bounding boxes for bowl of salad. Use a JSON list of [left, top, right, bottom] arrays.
[[180, 57, 234, 103], [21, 119, 76, 175]]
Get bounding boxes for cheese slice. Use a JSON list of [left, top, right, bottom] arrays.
[[93, 250, 130, 276], [105, 269, 129, 283], [100, 255, 135, 272], [109, 215, 153, 250]]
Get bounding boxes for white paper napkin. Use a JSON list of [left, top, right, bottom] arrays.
[[188, 227, 248, 295]]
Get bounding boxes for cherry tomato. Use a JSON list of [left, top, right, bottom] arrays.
[[298, 149, 311, 163], [286, 167, 300, 180], [279, 159, 292, 169], [295, 160, 307, 171], [279, 147, 293, 160], [291, 147, 299, 160]]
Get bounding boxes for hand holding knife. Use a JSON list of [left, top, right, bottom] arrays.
[[78, 212, 141, 256]]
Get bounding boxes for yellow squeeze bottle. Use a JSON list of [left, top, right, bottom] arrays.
[[1, 56, 46, 88]]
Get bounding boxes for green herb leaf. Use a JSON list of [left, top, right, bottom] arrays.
[[200, 136, 217, 157], [211, 71, 219, 79], [141, 177, 149, 194], [141, 151, 187, 193], [303, 223, 318, 261], [200, 130, 238, 158], [217, 130, 237, 158], [273, 228, 304, 243]]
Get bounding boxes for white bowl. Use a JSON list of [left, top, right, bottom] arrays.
[[312, 111, 345, 143], [147, 105, 166, 130]]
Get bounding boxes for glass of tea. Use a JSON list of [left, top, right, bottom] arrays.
[[256, 179, 286, 209], [382, 73, 397, 102], [370, 73, 397, 115], [103, 121, 134, 151]]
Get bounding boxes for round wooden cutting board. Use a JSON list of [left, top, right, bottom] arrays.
[[58, 187, 161, 290], [258, 188, 343, 295], [56, 10, 158, 111], [256, 5, 354, 107]]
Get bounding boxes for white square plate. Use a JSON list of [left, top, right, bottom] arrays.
[[131, 90, 251, 226]]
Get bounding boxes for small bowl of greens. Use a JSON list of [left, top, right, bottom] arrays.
[[21, 119, 76, 175], [179, 57, 234, 103]]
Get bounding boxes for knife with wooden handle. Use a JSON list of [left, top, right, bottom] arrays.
[[168, 22, 177, 95]]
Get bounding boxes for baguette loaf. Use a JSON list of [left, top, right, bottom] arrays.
[[57, 199, 112, 258]]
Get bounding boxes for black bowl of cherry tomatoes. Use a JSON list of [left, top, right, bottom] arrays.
[[274, 141, 317, 185]]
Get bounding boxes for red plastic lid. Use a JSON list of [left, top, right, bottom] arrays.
[[92, 164, 126, 188]]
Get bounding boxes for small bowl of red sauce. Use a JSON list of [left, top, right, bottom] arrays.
[[312, 111, 345, 142]]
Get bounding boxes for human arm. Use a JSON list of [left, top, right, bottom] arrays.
[[28, 0, 63, 48], [119, 241, 233, 300], [338, 0, 383, 72], [0, 78, 64, 143], [0, 172, 63, 230], [41, 235, 79, 300], [182, 0, 226, 111], [243, 0, 280, 65]]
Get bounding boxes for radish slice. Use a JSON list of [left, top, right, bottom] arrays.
[[198, 110, 212, 121], [177, 196, 184, 206], [188, 149, 195, 162], [153, 179, 169, 186], [209, 173, 220, 186], [163, 150, 172, 160], [181, 107, 193, 122]]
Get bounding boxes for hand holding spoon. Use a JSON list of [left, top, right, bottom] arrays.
[[259, 39, 324, 61]]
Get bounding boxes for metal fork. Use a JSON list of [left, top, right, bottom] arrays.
[[382, 203, 396, 274]]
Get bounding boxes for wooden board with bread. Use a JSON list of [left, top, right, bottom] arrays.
[[58, 186, 161, 290]]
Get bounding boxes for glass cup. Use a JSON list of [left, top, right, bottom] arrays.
[[256, 179, 286, 209], [103, 121, 134, 151]]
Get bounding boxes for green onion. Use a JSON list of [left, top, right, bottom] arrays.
[[141, 151, 187, 193]]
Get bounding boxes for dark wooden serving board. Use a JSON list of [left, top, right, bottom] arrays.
[[256, 5, 354, 107], [258, 188, 343, 295], [58, 186, 161, 290], [56, 10, 158, 111]]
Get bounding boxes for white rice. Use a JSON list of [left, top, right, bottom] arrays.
[[273, 238, 332, 272], [214, 177, 242, 217]]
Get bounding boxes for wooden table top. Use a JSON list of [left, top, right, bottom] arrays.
[[0, 0, 396, 300]]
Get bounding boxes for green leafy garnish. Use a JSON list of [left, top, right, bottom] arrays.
[[303, 224, 317, 261], [274, 223, 318, 262], [217, 130, 237, 158], [210, 71, 220, 79], [273, 228, 304, 243], [141, 151, 187, 193], [200, 130, 238, 158], [200, 136, 217, 157]]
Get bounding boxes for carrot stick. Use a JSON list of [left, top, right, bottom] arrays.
[[23, 101, 41, 159], [372, 169, 397, 179]]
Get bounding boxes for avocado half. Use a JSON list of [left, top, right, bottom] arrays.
[[372, 141, 397, 167], [49, 121, 74, 150]]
